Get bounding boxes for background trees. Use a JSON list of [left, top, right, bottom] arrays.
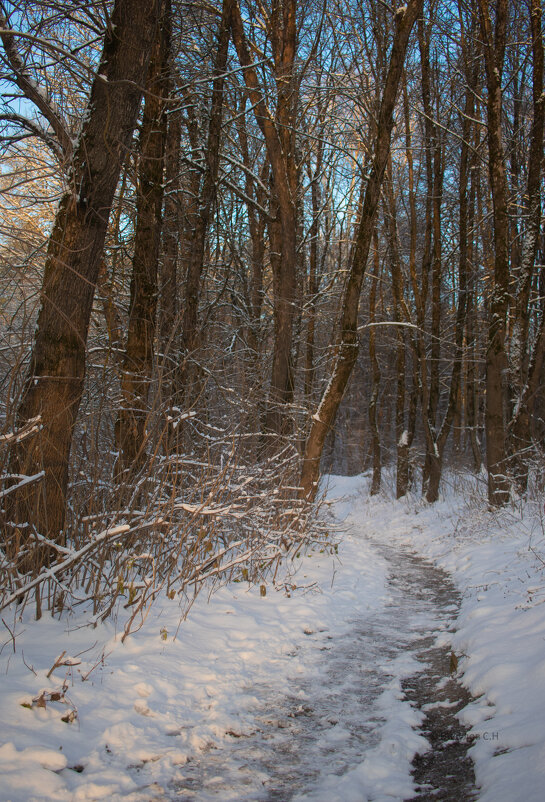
[[1, 0, 544, 619]]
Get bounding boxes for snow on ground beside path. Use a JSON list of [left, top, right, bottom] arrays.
[[2, 471, 544, 801], [0, 499, 425, 802], [330, 472, 545, 802]]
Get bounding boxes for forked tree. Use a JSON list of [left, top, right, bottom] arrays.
[[3, 0, 163, 562]]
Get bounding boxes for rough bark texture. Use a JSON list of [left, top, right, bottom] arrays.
[[117, 8, 170, 474], [300, 0, 423, 501], [4, 0, 162, 555]]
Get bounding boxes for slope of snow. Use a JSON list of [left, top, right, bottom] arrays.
[[1, 471, 544, 801]]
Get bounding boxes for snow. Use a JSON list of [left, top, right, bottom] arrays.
[[334, 472, 545, 802], [1, 471, 545, 800]]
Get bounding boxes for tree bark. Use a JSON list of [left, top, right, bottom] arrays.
[[509, 0, 544, 490], [4, 0, 162, 556], [368, 228, 382, 495], [231, 0, 299, 440], [159, 105, 182, 384], [478, 0, 511, 505], [418, 17, 444, 492], [116, 6, 170, 474], [299, 0, 423, 501], [383, 162, 410, 498], [178, 0, 234, 391], [425, 60, 474, 502]]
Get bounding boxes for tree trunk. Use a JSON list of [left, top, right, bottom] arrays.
[[116, 7, 169, 474], [299, 0, 423, 501], [4, 0, 162, 560], [478, 0, 511, 505], [159, 104, 182, 390], [369, 229, 382, 495], [179, 0, 233, 390], [304, 143, 323, 406], [383, 161, 410, 498], [509, 0, 544, 490], [231, 0, 299, 441], [418, 18, 444, 492], [425, 59, 474, 502]]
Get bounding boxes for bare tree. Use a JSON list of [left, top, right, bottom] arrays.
[[3, 0, 163, 563], [300, 0, 423, 501]]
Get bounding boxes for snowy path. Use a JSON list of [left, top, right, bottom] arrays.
[[167, 540, 477, 801]]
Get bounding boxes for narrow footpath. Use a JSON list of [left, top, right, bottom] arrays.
[[166, 541, 478, 801]]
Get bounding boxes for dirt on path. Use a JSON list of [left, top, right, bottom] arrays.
[[165, 541, 479, 801]]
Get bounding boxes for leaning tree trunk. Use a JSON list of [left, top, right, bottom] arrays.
[[299, 0, 423, 501], [4, 0, 162, 559]]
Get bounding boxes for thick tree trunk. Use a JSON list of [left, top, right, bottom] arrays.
[[116, 9, 169, 474], [299, 0, 423, 501], [4, 0, 161, 558]]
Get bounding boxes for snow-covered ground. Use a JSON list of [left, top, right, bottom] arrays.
[[1, 471, 545, 801]]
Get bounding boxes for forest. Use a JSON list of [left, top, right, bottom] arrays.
[[0, 0, 544, 626]]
